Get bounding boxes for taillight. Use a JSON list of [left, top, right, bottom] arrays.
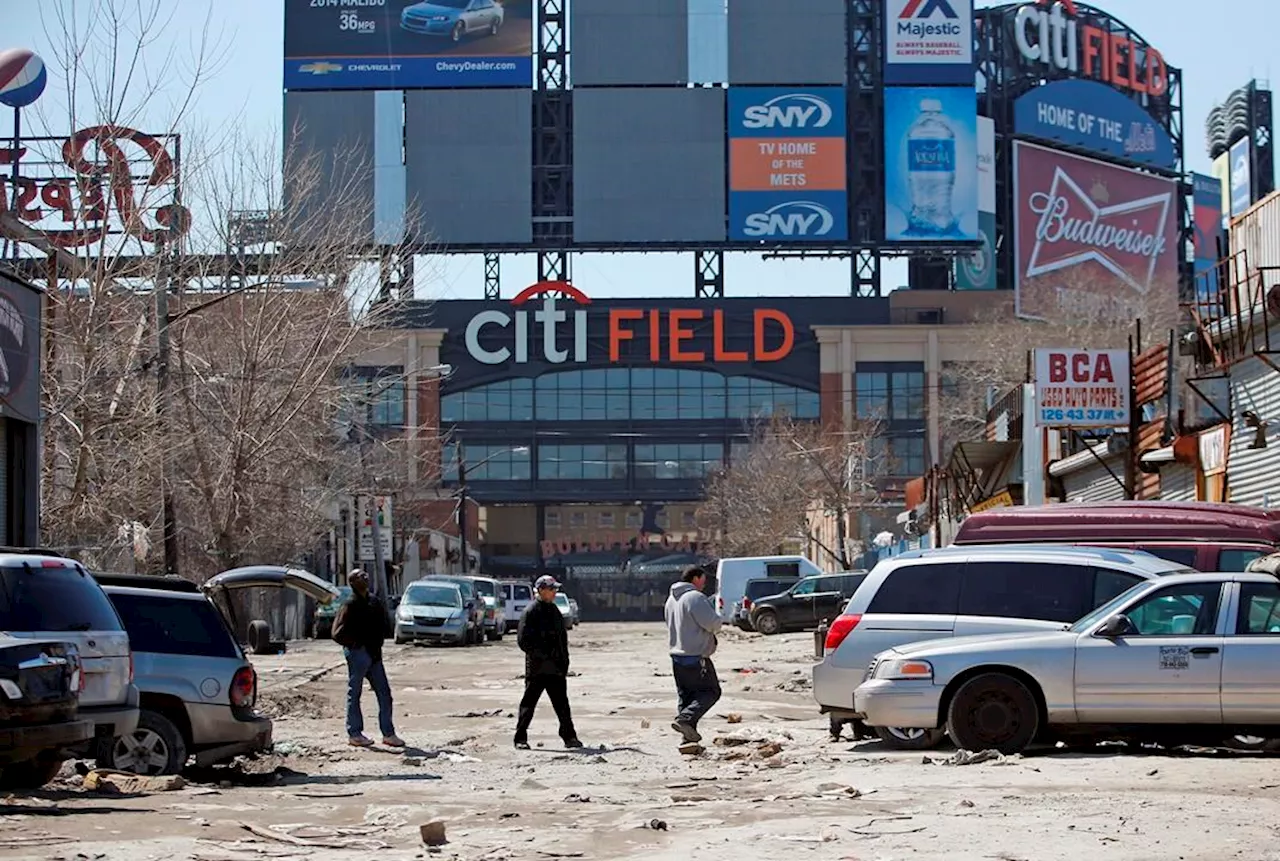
[[230, 666, 257, 710], [824, 614, 862, 653], [128, 652, 134, 683], [717, 596, 723, 611], [743, 597, 753, 610]]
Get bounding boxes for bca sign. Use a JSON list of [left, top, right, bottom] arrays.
[[1033, 348, 1129, 428]]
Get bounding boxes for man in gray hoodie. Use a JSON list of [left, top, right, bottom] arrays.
[[664, 565, 723, 744]]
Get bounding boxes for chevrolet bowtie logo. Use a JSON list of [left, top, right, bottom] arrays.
[[299, 62, 343, 75]]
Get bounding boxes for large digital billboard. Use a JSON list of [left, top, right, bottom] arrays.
[[956, 116, 996, 290], [727, 88, 848, 243], [1230, 137, 1253, 218], [283, 0, 533, 90], [884, 86, 979, 243], [1192, 172, 1225, 306], [1013, 142, 1178, 322], [1013, 79, 1176, 171], [884, 0, 974, 85]]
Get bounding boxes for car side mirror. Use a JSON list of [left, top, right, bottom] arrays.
[[1096, 614, 1135, 638]]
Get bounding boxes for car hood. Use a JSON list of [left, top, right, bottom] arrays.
[[885, 628, 1076, 660], [202, 565, 340, 605], [403, 603, 462, 618]]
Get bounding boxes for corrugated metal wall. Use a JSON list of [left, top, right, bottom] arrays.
[[1159, 464, 1197, 501], [1229, 191, 1280, 314], [1061, 455, 1128, 503], [1227, 355, 1280, 506]]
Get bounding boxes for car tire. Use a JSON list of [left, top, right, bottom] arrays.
[[874, 725, 948, 751], [946, 672, 1040, 755], [451, 21, 465, 42], [489, 18, 500, 35], [100, 709, 188, 776], [1225, 734, 1280, 752], [247, 619, 272, 655], [753, 610, 780, 636], [394, 634, 408, 645], [0, 754, 65, 790], [485, 629, 499, 642]]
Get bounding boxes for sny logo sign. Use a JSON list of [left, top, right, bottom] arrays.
[[899, 0, 959, 18], [740, 94, 834, 131], [742, 201, 836, 238]]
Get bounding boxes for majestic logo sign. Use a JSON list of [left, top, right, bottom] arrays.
[[898, 0, 962, 34], [0, 125, 191, 248], [884, 0, 972, 83], [741, 201, 836, 238], [1014, 0, 1167, 98], [740, 94, 834, 131], [464, 282, 795, 366], [1015, 142, 1177, 321]]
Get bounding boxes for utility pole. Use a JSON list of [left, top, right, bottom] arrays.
[[155, 249, 179, 575], [370, 494, 389, 598], [456, 443, 469, 573]]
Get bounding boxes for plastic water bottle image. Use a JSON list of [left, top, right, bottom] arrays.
[[905, 98, 957, 236]]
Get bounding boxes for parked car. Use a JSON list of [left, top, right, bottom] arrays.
[[815, 545, 1193, 749], [951, 501, 1280, 572], [714, 555, 825, 621], [394, 581, 469, 646], [421, 576, 485, 644], [92, 567, 340, 775], [400, 0, 504, 42], [568, 596, 581, 626], [749, 572, 867, 636], [0, 636, 92, 789], [0, 554, 139, 762], [732, 576, 802, 631], [499, 580, 533, 632], [856, 568, 1280, 755], [314, 585, 353, 639], [469, 576, 507, 641], [554, 592, 576, 630]]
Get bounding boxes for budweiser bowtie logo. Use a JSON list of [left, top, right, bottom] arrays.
[[1024, 167, 1173, 295]]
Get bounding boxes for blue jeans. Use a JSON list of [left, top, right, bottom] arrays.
[[344, 646, 396, 738], [672, 656, 721, 728]]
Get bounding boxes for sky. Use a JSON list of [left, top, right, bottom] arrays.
[[1, 0, 1273, 301]]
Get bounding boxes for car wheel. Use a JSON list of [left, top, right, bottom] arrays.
[[0, 754, 65, 790], [874, 725, 948, 751], [753, 610, 780, 636], [451, 21, 465, 42], [486, 629, 499, 642], [1225, 734, 1280, 751], [102, 709, 188, 776], [946, 672, 1040, 755], [493, 628, 504, 641], [394, 634, 408, 645]]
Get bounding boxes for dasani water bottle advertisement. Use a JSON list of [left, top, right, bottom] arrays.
[[884, 86, 980, 242]]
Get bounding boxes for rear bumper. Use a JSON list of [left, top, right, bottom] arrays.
[[0, 718, 94, 762], [186, 701, 273, 748], [812, 659, 863, 712], [79, 683, 141, 737]]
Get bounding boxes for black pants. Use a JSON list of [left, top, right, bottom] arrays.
[[515, 673, 577, 743], [672, 657, 721, 728]]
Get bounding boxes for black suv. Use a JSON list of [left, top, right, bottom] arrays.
[[0, 636, 93, 789], [749, 572, 867, 636], [733, 576, 801, 631]]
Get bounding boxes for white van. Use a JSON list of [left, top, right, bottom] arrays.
[[713, 556, 824, 621]]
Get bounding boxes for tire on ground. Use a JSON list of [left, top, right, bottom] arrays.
[[754, 610, 780, 635], [247, 619, 272, 655], [945, 672, 1040, 755]]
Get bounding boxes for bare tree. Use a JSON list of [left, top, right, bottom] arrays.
[[697, 415, 887, 568]]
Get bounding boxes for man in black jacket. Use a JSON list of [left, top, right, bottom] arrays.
[[514, 575, 582, 750], [331, 570, 404, 748]]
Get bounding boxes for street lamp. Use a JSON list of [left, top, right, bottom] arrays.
[[454, 443, 529, 573]]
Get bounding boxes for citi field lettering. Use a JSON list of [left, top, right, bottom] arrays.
[[1014, 0, 1167, 97]]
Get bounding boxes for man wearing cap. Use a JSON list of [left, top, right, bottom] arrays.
[[665, 565, 723, 745], [513, 575, 582, 750], [331, 569, 404, 748]]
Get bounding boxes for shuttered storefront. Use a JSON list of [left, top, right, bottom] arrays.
[[1159, 463, 1197, 501], [1227, 356, 1280, 507], [1060, 454, 1128, 503]]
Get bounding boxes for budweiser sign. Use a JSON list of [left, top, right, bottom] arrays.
[[1014, 142, 1177, 321]]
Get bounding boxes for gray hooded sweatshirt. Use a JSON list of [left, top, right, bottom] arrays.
[[665, 581, 723, 658]]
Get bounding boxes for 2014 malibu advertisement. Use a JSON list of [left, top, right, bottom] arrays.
[[1013, 142, 1178, 322], [284, 0, 533, 90], [883, 86, 979, 243]]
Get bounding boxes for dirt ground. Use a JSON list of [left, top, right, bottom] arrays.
[[4, 623, 1280, 861]]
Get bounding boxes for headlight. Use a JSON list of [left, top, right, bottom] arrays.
[[396, 606, 412, 621], [874, 658, 934, 681]]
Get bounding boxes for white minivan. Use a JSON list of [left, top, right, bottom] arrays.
[[713, 555, 824, 621]]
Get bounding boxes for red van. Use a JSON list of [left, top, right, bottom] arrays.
[[951, 501, 1280, 572]]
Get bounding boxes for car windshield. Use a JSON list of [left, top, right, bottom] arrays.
[[431, 578, 474, 598], [1068, 579, 1159, 633], [427, 0, 470, 8], [472, 580, 496, 598], [404, 585, 461, 608], [555, 593, 570, 608]]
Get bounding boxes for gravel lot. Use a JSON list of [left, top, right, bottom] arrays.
[[3, 623, 1280, 861]]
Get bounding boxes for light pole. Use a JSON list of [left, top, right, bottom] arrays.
[[454, 443, 529, 573]]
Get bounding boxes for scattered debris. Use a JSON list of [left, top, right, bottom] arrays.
[[724, 713, 743, 724], [292, 789, 364, 799], [522, 778, 549, 790], [646, 819, 668, 831], [258, 690, 341, 720], [83, 768, 186, 794], [815, 782, 862, 798], [755, 741, 784, 759], [733, 666, 765, 674], [563, 793, 591, 803], [678, 742, 705, 756], [713, 728, 793, 747], [779, 825, 841, 843], [923, 749, 1021, 766], [1147, 769, 1160, 776], [640, 719, 651, 729], [671, 793, 712, 802], [449, 709, 503, 719], [419, 821, 449, 846], [774, 677, 811, 693], [959, 799, 976, 808], [239, 821, 389, 850], [500, 812, 521, 819]]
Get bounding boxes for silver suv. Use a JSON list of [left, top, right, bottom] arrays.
[[812, 545, 1192, 749], [0, 554, 139, 759], [93, 566, 339, 775]]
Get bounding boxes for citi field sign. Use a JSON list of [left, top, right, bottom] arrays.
[[1012, 0, 1169, 98], [464, 282, 797, 366]]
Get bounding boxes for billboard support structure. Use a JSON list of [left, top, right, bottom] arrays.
[[849, 0, 885, 297], [695, 250, 725, 299], [484, 252, 501, 300], [533, 0, 572, 287]]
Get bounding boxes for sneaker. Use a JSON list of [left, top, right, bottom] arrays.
[[382, 735, 406, 748], [563, 738, 584, 749], [514, 740, 531, 750], [672, 721, 701, 744], [348, 734, 374, 747]]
